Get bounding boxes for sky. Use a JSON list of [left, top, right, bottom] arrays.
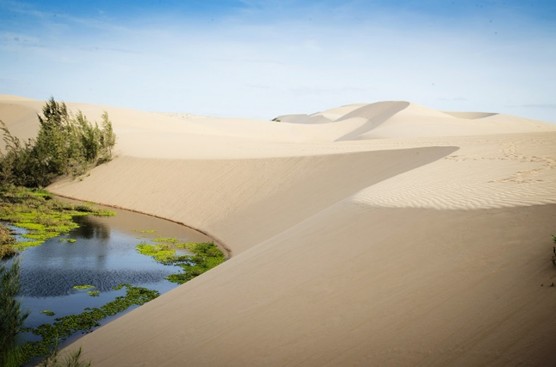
[[1, 0, 555, 122]]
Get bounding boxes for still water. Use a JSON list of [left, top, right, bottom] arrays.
[[8, 203, 211, 342]]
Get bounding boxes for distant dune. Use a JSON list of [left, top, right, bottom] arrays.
[[1, 95, 556, 366]]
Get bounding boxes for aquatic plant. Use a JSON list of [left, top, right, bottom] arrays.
[[72, 285, 95, 290], [41, 310, 56, 317], [167, 242, 226, 284], [87, 290, 100, 297], [136, 242, 176, 263], [0, 186, 115, 259], [136, 238, 225, 284], [20, 284, 159, 363]]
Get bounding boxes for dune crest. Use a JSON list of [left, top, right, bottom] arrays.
[[1, 95, 556, 366], [443, 111, 498, 119]]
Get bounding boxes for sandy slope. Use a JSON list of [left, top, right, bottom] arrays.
[[1, 95, 556, 366]]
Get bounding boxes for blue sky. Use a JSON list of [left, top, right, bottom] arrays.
[[1, 0, 555, 122]]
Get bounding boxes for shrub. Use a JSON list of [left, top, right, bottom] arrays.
[[0, 98, 116, 188], [0, 260, 29, 366], [0, 224, 16, 258]]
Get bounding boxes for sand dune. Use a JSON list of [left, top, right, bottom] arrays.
[[1, 95, 556, 366], [443, 111, 498, 119]]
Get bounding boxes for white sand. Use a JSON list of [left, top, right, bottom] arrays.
[[1, 95, 556, 366]]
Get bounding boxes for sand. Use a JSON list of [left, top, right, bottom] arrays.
[[1, 95, 556, 366]]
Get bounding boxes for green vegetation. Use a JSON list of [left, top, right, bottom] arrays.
[[0, 223, 17, 258], [0, 98, 116, 188], [87, 290, 100, 297], [20, 284, 159, 364], [136, 239, 180, 263], [1, 261, 89, 367], [0, 261, 29, 367], [41, 310, 56, 317], [0, 97, 116, 259], [72, 285, 95, 291], [0, 186, 114, 259], [136, 237, 225, 284]]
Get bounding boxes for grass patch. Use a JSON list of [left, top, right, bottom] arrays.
[[41, 310, 55, 317], [20, 284, 159, 364], [0, 186, 115, 259], [136, 238, 225, 284], [87, 290, 100, 297]]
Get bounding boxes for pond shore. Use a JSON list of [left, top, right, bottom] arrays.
[[2, 95, 556, 366], [53, 193, 230, 258]]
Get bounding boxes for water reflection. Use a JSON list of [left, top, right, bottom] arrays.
[[16, 216, 182, 298], [71, 215, 110, 241], [0, 202, 214, 351], [7, 208, 196, 338]]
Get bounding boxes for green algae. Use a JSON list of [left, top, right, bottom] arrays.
[[136, 238, 225, 284], [0, 186, 115, 258], [20, 284, 159, 364], [72, 285, 95, 291]]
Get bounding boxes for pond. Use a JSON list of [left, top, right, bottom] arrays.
[[4, 202, 212, 346]]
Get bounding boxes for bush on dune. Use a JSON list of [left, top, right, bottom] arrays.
[[0, 97, 116, 188]]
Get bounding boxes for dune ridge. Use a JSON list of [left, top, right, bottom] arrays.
[[1, 95, 556, 366]]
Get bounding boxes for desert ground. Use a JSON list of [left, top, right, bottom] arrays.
[[1, 94, 556, 366]]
